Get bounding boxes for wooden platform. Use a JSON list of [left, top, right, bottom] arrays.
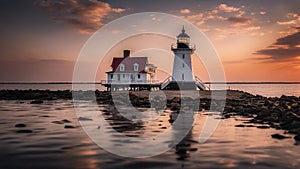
[[101, 83, 161, 91]]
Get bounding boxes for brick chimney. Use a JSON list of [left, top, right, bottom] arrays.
[[123, 50, 130, 58]]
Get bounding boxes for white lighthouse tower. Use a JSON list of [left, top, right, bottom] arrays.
[[161, 26, 206, 90], [172, 26, 194, 82]]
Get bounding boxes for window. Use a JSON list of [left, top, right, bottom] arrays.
[[123, 74, 125, 78], [182, 73, 184, 80], [110, 74, 113, 79], [120, 64, 125, 71], [183, 63, 185, 68], [133, 63, 139, 71], [182, 54, 185, 59], [138, 74, 141, 79]]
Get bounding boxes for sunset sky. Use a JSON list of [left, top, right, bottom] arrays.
[[0, 0, 300, 82]]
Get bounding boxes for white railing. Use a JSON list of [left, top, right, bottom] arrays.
[[194, 76, 209, 90], [100, 80, 160, 85], [161, 76, 172, 89]]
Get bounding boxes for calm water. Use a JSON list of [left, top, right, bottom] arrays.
[[0, 83, 300, 97], [0, 100, 299, 169]]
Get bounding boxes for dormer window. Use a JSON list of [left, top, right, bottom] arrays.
[[120, 64, 125, 71], [133, 63, 139, 71]]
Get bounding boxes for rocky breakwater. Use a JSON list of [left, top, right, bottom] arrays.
[[223, 92, 300, 143]]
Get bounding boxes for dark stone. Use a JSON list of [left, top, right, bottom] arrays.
[[78, 117, 93, 121], [189, 148, 198, 152], [64, 125, 76, 129], [52, 121, 64, 124], [61, 119, 71, 123], [223, 114, 231, 119], [14, 123, 26, 128], [294, 134, 300, 141], [235, 124, 246, 127], [256, 126, 270, 129], [17, 129, 33, 133], [271, 134, 290, 140]]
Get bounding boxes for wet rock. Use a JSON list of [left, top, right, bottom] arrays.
[[256, 125, 270, 129], [235, 124, 246, 127], [40, 115, 51, 117], [271, 134, 290, 140], [30, 100, 43, 104], [223, 114, 231, 119], [78, 117, 93, 121], [61, 119, 71, 123], [52, 119, 71, 124], [52, 121, 64, 124], [294, 134, 300, 141], [17, 129, 33, 133], [14, 123, 26, 128], [64, 125, 76, 129], [189, 148, 198, 152]]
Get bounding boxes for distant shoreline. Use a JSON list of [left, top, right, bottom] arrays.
[[0, 82, 300, 84]]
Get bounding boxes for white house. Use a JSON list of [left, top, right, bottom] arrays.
[[106, 50, 156, 84]]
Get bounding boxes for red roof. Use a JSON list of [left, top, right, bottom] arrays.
[[109, 57, 148, 73]]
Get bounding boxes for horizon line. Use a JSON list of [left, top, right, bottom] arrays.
[[0, 82, 300, 84]]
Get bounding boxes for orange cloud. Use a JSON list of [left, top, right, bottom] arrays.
[[218, 4, 240, 13], [246, 26, 261, 31], [183, 12, 205, 26], [277, 20, 297, 25], [36, 0, 125, 34], [180, 9, 191, 14], [260, 11, 266, 15], [277, 12, 300, 26]]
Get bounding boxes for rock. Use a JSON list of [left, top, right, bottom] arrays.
[[189, 148, 198, 152], [52, 121, 64, 124], [78, 117, 93, 121], [14, 123, 26, 128], [61, 119, 71, 123], [17, 129, 33, 133], [223, 114, 231, 119], [30, 100, 43, 104], [52, 119, 71, 124], [235, 124, 246, 127], [294, 134, 300, 141], [64, 125, 76, 129], [256, 126, 270, 129], [271, 134, 290, 140]]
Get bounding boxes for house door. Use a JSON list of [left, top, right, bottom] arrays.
[[130, 74, 134, 82]]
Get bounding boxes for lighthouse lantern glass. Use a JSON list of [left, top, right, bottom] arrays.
[[177, 37, 190, 44]]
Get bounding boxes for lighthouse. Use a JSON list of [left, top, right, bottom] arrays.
[[161, 26, 206, 90], [172, 26, 194, 82]]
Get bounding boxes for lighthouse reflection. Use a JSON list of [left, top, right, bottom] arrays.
[[169, 108, 199, 161]]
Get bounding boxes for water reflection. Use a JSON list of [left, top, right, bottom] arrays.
[[1, 100, 299, 169]]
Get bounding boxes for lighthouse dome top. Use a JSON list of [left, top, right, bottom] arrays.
[[177, 26, 190, 38]]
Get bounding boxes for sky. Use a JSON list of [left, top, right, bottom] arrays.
[[0, 0, 300, 82]]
